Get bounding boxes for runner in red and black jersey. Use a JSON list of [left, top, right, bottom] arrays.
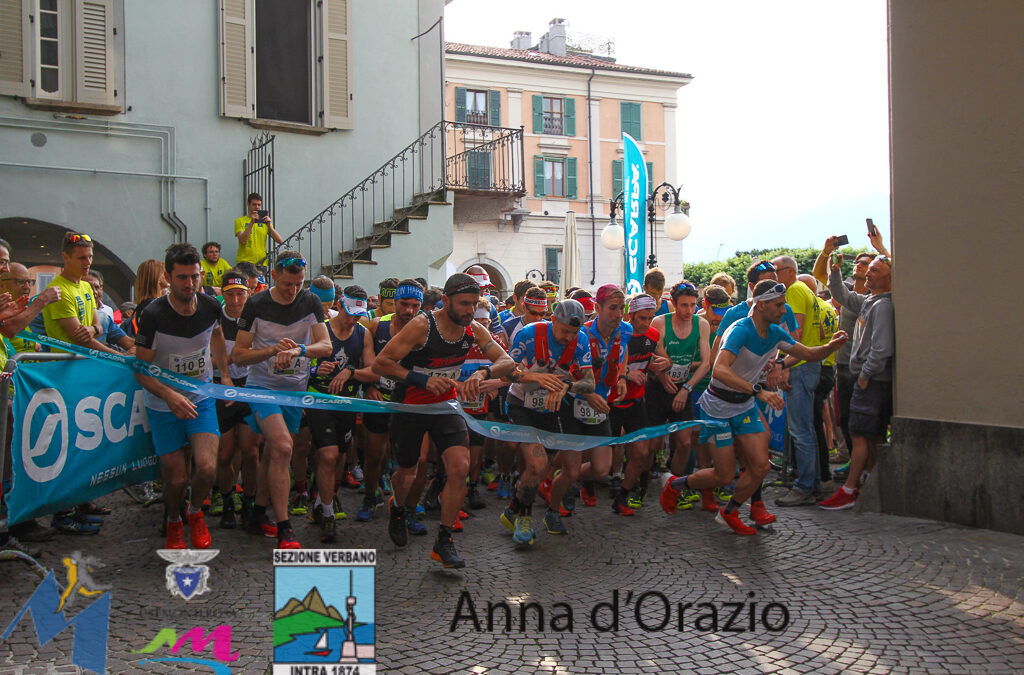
[[608, 293, 666, 514], [373, 273, 514, 568]]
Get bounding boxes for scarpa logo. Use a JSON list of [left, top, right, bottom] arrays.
[[301, 395, 315, 405], [147, 363, 162, 376], [224, 388, 238, 398], [21, 387, 150, 484]]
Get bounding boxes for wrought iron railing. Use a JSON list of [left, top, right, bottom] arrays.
[[243, 132, 275, 222], [273, 121, 524, 277]]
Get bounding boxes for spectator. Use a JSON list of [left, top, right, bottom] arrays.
[[368, 278, 399, 320], [644, 268, 670, 316], [820, 249, 894, 510], [235, 192, 283, 267], [201, 241, 233, 291], [119, 301, 136, 324], [86, 271, 135, 353], [0, 237, 10, 274], [1, 262, 60, 354], [123, 259, 168, 338], [235, 261, 265, 294], [799, 273, 839, 489]]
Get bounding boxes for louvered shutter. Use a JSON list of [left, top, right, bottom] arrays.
[[534, 156, 545, 197], [322, 0, 352, 129], [565, 157, 577, 199], [74, 0, 115, 105], [454, 86, 466, 122], [0, 0, 29, 97], [563, 97, 575, 136], [612, 160, 623, 198], [219, 0, 253, 118], [532, 94, 543, 133], [488, 89, 500, 126]]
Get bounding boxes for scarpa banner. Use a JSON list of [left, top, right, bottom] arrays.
[[622, 132, 648, 295], [9, 358, 160, 524]]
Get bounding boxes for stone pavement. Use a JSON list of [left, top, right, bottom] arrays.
[[1, 480, 1023, 674]]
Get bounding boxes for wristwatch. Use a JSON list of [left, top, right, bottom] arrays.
[[682, 382, 693, 392], [752, 383, 764, 395]]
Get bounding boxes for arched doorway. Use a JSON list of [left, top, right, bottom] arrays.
[[458, 258, 511, 297], [0, 218, 135, 305]]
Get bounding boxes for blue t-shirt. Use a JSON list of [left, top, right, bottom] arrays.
[[507, 321, 592, 410], [579, 320, 632, 399], [101, 312, 127, 346], [719, 300, 797, 340], [498, 308, 513, 324], [502, 315, 526, 343], [655, 299, 672, 317]]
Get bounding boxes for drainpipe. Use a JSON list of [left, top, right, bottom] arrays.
[[586, 68, 597, 285]]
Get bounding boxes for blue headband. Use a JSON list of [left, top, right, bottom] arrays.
[[395, 284, 423, 301], [309, 284, 336, 302]]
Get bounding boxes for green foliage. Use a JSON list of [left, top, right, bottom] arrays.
[[681, 246, 869, 300]]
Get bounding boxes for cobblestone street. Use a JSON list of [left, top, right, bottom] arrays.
[[1, 480, 1023, 674]]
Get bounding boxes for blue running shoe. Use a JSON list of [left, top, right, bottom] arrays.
[[512, 515, 535, 547]]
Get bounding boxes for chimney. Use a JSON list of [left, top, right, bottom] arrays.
[[543, 18, 567, 57], [511, 31, 532, 51]]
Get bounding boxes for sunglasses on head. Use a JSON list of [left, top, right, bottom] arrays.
[[276, 258, 307, 270], [68, 233, 92, 244], [753, 260, 776, 272]]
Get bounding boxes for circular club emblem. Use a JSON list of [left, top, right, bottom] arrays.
[[224, 389, 238, 398]]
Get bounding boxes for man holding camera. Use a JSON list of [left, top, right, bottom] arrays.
[[235, 192, 283, 268]]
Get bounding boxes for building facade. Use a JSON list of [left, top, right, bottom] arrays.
[[445, 19, 692, 295], [0, 0, 450, 303]]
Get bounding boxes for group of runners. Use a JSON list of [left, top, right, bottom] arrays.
[[114, 239, 854, 570]]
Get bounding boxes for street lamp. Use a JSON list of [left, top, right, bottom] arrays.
[[603, 184, 691, 270]]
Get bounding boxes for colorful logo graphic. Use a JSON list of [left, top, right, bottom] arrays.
[[157, 549, 220, 601], [1, 552, 111, 673], [133, 624, 238, 674], [273, 549, 376, 674]]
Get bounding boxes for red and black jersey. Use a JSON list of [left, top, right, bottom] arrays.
[[610, 325, 660, 405], [397, 311, 475, 404]]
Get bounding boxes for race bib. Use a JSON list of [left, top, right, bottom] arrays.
[[669, 363, 691, 383], [460, 392, 487, 413], [573, 397, 607, 424], [627, 361, 646, 371], [272, 355, 308, 376], [170, 348, 209, 379], [378, 376, 396, 392], [523, 387, 549, 410], [416, 365, 462, 381]]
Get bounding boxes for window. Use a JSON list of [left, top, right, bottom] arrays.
[[612, 159, 654, 198], [544, 247, 562, 286], [533, 156, 577, 199], [454, 87, 500, 125], [0, 0, 120, 110], [531, 95, 575, 136], [620, 101, 642, 140], [219, 0, 352, 129], [467, 149, 491, 188]]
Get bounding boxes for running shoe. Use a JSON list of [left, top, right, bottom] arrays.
[[387, 497, 408, 547], [683, 488, 701, 503], [774, 488, 817, 507], [52, 514, 100, 535], [350, 465, 364, 483], [431, 530, 465, 568], [260, 514, 278, 538], [562, 485, 577, 513], [700, 489, 718, 512], [414, 504, 425, 518], [818, 488, 858, 511], [342, 470, 361, 490], [659, 476, 681, 514], [580, 482, 597, 507], [500, 506, 516, 533], [332, 495, 347, 520], [627, 488, 645, 510], [320, 517, 337, 543], [407, 519, 427, 536], [231, 491, 244, 515], [187, 510, 212, 549], [81, 502, 112, 516], [543, 509, 567, 535], [716, 508, 757, 535], [828, 447, 841, 461], [278, 526, 302, 550], [481, 467, 496, 486], [356, 497, 376, 522], [207, 490, 224, 516], [466, 485, 486, 510], [512, 515, 535, 547], [496, 475, 512, 500], [675, 494, 694, 511], [487, 478, 499, 492], [610, 495, 634, 518], [289, 492, 310, 516], [768, 458, 785, 473], [219, 506, 237, 530], [749, 500, 777, 525], [538, 478, 552, 506], [164, 520, 186, 549], [833, 462, 851, 480], [713, 485, 734, 503], [451, 517, 464, 533]]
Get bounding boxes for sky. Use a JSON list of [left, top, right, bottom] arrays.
[[444, 0, 890, 262]]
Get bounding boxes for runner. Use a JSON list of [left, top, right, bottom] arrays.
[[210, 269, 259, 529], [305, 285, 379, 542], [134, 243, 230, 549], [608, 293, 663, 513], [660, 279, 847, 534], [367, 278, 398, 321], [373, 273, 514, 568], [356, 278, 423, 524], [230, 250, 332, 549], [500, 299, 594, 546]]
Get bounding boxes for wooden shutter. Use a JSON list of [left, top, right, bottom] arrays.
[[647, 161, 654, 186], [74, 0, 115, 105], [532, 94, 543, 133], [563, 96, 575, 136], [322, 0, 352, 129], [612, 159, 623, 198], [0, 0, 29, 97], [488, 89, 500, 126], [534, 156, 545, 197], [219, 0, 253, 118], [565, 157, 577, 199], [454, 86, 466, 122], [621, 101, 643, 140]]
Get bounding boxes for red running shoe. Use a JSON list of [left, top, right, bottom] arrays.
[[749, 500, 777, 526], [818, 488, 858, 511], [715, 508, 756, 535], [452, 517, 464, 532], [187, 510, 212, 549], [277, 526, 302, 549], [580, 483, 597, 507], [342, 470, 361, 489], [701, 489, 718, 512], [538, 478, 552, 506], [261, 516, 278, 538], [487, 480, 499, 492], [612, 495, 635, 516], [165, 520, 186, 549], [660, 476, 681, 515]]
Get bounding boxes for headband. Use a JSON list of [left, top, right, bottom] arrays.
[[630, 295, 657, 312], [524, 296, 548, 310], [748, 284, 788, 315], [469, 271, 493, 288], [474, 307, 491, 320], [445, 282, 481, 297], [577, 296, 596, 314], [309, 284, 335, 303], [395, 284, 424, 301], [379, 287, 397, 299], [341, 294, 369, 317]]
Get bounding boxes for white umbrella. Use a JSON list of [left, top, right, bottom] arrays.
[[562, 211, 582, 297]]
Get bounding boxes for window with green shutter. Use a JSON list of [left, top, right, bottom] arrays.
[[468, 150, 491, 188], [455, 87, 466, 123], [544, 247, 562, 285], [647, 161, 654, 186], [565, 157, 578, 199], [534, 156, 545, 196], [532, 95, 544, 134], [564, 97, 575, 136], [462, 89, 488, 125], [612, 159, 623, 198], [488, 90, 501, 126], [620, 101, 642, 140]]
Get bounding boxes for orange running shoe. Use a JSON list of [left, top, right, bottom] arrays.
[[659, 476, 681, 515], [701, 489, 718, 512], [749, 500, 777, 525], [187, 510, 212, 549], [715, 508, 756, 535]]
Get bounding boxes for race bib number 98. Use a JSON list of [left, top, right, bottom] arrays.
[[574, 397, 607, 424]]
